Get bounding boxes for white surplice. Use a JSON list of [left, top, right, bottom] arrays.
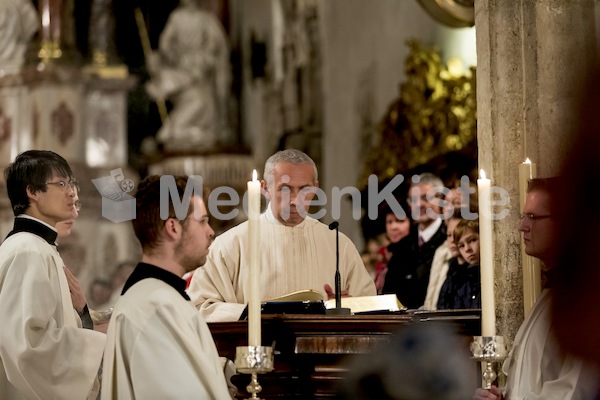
[[187, 207, 377, 321], [101, 278, 232, 400], [503, 289, 598, 399], [0, 231, 105, 400]]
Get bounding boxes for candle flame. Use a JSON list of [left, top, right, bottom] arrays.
[[252, 169, 258, 182], [524, 158, 531, 164], [479, 169, 487, 180]]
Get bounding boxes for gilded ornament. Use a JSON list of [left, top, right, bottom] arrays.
[[359, 39, 477, 189]]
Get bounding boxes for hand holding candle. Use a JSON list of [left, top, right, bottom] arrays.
[[478, 169, 496, 336], [247, 170, 261, 347]]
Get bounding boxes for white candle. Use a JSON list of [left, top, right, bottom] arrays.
[[518, 158, 534, 208], [247, 170, 261, 347], [40, 0, 51, 40], [518, 159, 541, 316], [478, 169, 496, 336]]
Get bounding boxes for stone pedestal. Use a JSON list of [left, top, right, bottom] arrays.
[[475, 0, 598, 343], [23, 64, 85, 161], [0, 75, 34, 165], [148, 153, 255, 190], [83, 75, 137, 167]]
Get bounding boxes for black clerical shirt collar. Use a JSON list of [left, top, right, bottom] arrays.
[[5, 216, 58, 245], [121, 262, 190, 300]]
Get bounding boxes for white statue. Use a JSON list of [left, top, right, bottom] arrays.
[[146, 0, 231, 152], [0, 0, 38, 74]]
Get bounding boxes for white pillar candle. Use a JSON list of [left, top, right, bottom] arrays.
[[247, 169, 261, 347], [478, 169, 496, 336], [518, 159, 541, 316]]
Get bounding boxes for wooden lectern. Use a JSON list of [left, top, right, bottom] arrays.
[[209, 310, 481, 399]]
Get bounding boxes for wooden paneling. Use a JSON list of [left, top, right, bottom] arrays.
[[209, 310, 481, 399]]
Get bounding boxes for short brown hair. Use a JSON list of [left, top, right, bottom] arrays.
[[132, 175, 197, 252], [453, 219, 479, 243]]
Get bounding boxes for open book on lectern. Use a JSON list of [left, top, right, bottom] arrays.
[[259, 290, 406, 315]]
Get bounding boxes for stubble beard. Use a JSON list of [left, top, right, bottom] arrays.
[[175, 233, 204, 274]]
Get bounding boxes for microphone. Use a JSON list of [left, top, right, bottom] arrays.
[[326, 220, 351, 315]]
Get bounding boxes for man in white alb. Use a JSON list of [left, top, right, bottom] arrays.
[[0, 150, 105, 400], [101, 175, 232, 399], [187, 149, 376, 322], [474, 178, 597, 400]]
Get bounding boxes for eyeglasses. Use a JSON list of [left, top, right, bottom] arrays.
[[519, 213, 552, 222], [46, 180, 79, 192]]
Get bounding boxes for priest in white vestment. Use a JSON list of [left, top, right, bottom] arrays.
[[101, 176, 232, 399], [0, 151, 105, 400], [188, 149, 376, 322], [474, 178, 598, 400]]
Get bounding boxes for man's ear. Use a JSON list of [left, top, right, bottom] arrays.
[[261, 180, 271, 200], [163, 218, 182, 241], [314, 180, 319, 189], [26, 185, 37, 200]]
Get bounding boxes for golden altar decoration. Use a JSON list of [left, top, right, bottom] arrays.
[[359, 39, 477, 188]]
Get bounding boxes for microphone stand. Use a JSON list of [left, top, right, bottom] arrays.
[[326, 221, 351, 315]]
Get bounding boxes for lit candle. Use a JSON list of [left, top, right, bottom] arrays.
[[478, 169, 496, 336], [40, 0, 51, 40], [518, 159, 541, 316], [247, 170, 261, 347], [518, 158, 534, 209]]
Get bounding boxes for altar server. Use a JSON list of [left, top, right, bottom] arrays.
[[101, 175, 232, 399], [0, 150, 105, 400]]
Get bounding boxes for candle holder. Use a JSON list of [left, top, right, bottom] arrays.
[[470, 336, 507, 389], [235, 346, 274, 400]]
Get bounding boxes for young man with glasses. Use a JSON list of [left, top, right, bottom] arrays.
[[474, 177, 597, 400], [0, 150, 105, 400]]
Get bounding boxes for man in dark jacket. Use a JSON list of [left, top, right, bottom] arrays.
[[382, 173, 446, 309]]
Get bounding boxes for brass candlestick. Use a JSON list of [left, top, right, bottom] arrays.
[[470, 336, 507, 389], [234, 346, 274, 400]]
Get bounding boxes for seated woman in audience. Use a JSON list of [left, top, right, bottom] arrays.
[[437, 219, 480, 310], [373, 201, 411, 294]]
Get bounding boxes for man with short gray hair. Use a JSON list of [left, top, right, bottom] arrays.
[[382, 172, 447, 308], [187, 149, 376, 322]]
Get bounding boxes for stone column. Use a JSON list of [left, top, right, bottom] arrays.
[[475, 0, 597, 343]]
